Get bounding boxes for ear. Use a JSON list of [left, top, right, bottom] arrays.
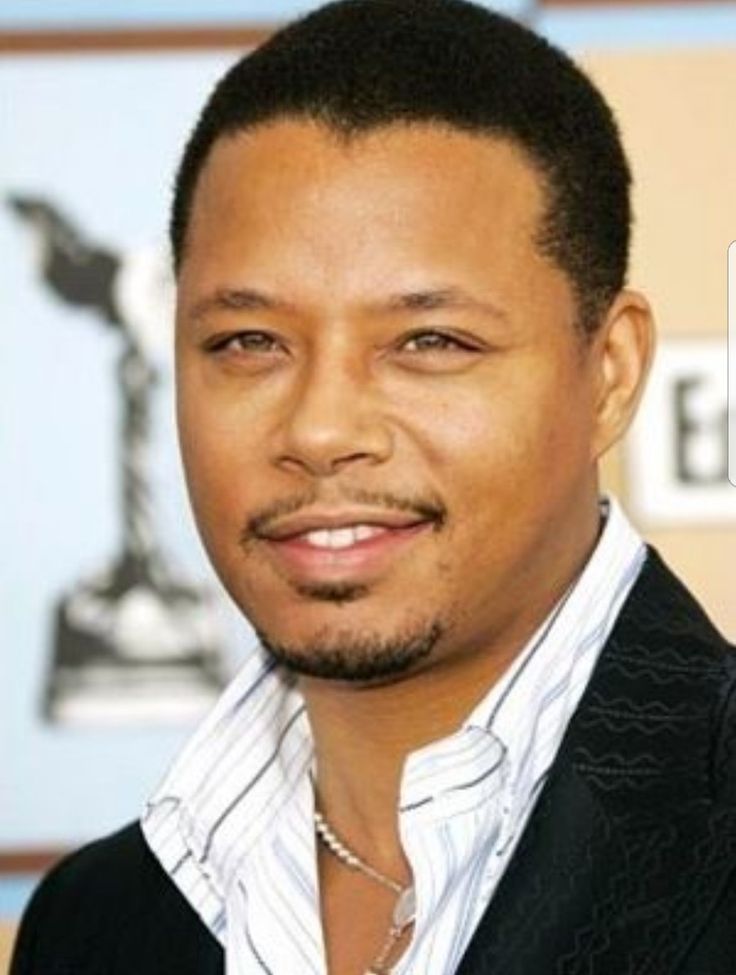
[[589, 288, 655, 462]]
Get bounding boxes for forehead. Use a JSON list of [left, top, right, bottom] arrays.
[[180, 119, 569, 325], [187, 119, 547, 241]]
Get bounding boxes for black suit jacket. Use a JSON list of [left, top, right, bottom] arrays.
[[11, 549, 736, 974]]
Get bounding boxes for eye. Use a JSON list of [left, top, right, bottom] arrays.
[[205, 330, 282, 355], [400, 330, 478, 353]]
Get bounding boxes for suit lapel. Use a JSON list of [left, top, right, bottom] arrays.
[[456, 548, 736, 975]]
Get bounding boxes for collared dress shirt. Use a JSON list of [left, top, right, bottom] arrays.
[[142, 496, 645, 975]]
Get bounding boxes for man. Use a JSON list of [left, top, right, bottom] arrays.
[[11, 1, 736, 973]]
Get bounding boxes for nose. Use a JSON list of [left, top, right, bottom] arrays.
[[273, 352, 393, 478]]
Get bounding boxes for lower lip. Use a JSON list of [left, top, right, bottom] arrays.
[[262, 522, 433, 581]]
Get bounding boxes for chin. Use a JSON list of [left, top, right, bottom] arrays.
[[253, 619, 445, 683]]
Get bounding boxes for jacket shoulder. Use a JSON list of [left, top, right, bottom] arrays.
[[613, 547, 736, 802], [10, 822, 222, 975], [633, 547, 735, 663]]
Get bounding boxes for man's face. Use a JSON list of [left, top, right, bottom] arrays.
[[176, 120, 607, 683]]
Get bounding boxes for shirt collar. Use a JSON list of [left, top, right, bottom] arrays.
[[474, 495, 644, 742]]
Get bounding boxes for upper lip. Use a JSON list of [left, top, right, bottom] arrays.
[[257, 508, 432, 541]]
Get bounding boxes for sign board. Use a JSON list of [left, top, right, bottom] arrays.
[[627, 337, 736, 524]]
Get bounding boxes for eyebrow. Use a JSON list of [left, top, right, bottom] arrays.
[[187, 284, 508, 323], [188, 287, 294, 321], [382, 287, 508, 321]]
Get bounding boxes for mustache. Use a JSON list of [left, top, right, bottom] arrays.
[[240, 487, 447, 545]]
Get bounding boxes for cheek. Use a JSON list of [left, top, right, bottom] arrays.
[[422, 372, 593, 516], [177, 387, 258, 537]]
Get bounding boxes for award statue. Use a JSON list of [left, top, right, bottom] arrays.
[[9, 195, 227, 724]]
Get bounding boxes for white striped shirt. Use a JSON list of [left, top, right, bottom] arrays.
[[142, 496, 644, 975]]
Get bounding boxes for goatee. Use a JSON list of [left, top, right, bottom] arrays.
[[254, 620, 445, 682]]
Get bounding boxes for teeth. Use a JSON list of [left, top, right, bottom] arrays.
[[302, 524, 385, 549], [328, 528, 355, 549], [306, 529, 333, 548]]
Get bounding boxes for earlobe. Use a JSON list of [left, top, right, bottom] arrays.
[[590, 288, 655, 462]]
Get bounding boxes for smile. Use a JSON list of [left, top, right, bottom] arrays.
[[261, 520, 433, 580]]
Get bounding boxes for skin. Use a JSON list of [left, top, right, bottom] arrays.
[[175, 119, 653, 973]]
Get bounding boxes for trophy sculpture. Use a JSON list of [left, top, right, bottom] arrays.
[[9, 195, 226, 724]]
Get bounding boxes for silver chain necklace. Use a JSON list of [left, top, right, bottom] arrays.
[[314, 809, 416, 975]]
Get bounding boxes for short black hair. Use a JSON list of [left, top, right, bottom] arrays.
[[171, 0, 631, 333]]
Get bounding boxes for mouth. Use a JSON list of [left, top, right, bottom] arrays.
[[257, 517, 436, 582]]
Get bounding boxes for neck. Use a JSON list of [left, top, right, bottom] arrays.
[[302, 647, 512, 862], [301, 599, 562, 878]]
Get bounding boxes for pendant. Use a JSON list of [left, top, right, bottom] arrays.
[[392, 886, 416, 929]]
